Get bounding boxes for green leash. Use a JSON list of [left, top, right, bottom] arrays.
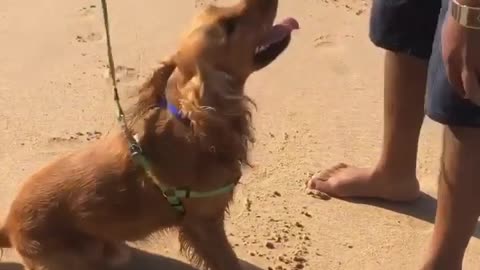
[[99, 0, 236, 214]]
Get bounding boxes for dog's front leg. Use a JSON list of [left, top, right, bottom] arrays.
[[179, 218, 242, 270]]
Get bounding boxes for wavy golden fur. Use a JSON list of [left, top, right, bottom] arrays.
[[130, 59, 256, 167]]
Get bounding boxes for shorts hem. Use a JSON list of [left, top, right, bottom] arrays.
[[369, 35, 432, 60], [426, 112, 480, 128]]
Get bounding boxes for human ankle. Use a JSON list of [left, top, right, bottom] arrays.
[[372, 164, 417, 183], [422, 259, 462, 270], [423, 247, 465, 270]]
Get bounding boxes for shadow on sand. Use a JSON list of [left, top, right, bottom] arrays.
[[0, 247, 262, 270], [346, 192, 480, 239], [119, 248, 262, 270], [0, 263, 23, 270]]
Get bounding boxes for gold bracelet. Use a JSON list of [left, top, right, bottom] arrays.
[[451, 0, 480, 30]]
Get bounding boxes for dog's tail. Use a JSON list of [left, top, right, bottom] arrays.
[[0, 225, 11, 260]]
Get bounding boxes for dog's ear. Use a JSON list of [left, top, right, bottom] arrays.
[[178, 61, 235, 115], [148, 57, 177, 99], [130, 57, 177, 121], [178, 60, 251, 132], [178, 61, 255, 162], [197, 61, 236, 100]]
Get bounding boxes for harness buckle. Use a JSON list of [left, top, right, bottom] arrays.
[[129, 143, 143, 156], [162, 189, 177, 198]]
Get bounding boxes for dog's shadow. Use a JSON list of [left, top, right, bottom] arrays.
[[0, 263, 23, 270], [117, 249, 196, 270], [0, 248, 262, 270], [119, 247, 262, 270]]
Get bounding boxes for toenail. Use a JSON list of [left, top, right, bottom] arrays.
[[307, 180, 316, 189]]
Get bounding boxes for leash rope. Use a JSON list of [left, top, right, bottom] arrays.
[[99, 0, 188, 211], [99, 0, 143, 157], [98, 0, 236, 214]]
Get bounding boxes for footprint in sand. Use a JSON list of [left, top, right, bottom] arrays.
[[43, 131, 102, 157], [103, 65, 139, 83], [48, 131, 103, 145], [75, 32, 103, 43], [79, 5, 97, 17], [313, 35, 335, 48], [194, 0, 218, 8]]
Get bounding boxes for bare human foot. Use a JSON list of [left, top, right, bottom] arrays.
[[307, 163, 421, 202]]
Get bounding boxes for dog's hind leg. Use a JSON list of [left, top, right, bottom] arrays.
[[21, 252, 106, 270], [17, 236, 129, 270], [179, 218, 242, 270]]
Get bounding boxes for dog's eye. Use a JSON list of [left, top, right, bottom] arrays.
[[221, 18, 237, 36]]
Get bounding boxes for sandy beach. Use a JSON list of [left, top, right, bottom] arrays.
[[1, 0, 479, 269]]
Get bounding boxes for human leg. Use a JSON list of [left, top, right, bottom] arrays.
[[422, 127, 480, 270], [308, 0, 442, 201], [422, 0, 480, 268]]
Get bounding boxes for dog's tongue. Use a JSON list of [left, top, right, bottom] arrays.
[[261, 17, 300, 46]]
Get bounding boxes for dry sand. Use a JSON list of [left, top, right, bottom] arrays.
[[1, 0, 479, 269]]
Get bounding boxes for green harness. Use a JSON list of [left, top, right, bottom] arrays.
[[99, 0, 236, 214]]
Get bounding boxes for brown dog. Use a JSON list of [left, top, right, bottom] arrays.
[[0, 0, 298, 269]]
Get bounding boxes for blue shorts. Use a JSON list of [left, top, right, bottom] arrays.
[[369, 0, 480, 127]]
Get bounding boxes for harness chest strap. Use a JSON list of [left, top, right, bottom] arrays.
[[131, 135, 236, 213]]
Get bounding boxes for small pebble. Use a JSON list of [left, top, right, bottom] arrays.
[[294, 263, 304, 269], [302, 211, 312, 218], [265, 242, 275, 249], [293, 256, 307, 263]]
